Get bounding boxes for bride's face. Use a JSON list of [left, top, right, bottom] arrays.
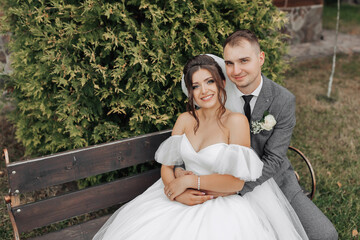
[[191, 69, 220, 109]]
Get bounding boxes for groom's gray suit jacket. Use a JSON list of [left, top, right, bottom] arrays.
[[236, 75, 301, 201]]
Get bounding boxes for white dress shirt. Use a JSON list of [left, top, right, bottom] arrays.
[[232, 76, 263, 114], [225, 76, 263, 114]]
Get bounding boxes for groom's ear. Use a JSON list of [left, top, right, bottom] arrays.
[[259, 51, 265, 66]]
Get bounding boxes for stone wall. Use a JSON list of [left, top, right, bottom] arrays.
[[0, 33, 10, 109], [280, 4, 323, 44], [0, 10, 11, 111], [273, 0, 323, 7], [0, 33, 11, 75], [273, 0, 324, 44], [0, 9, 12, 86]]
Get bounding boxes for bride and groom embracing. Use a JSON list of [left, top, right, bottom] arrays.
[[93, 30, 338, 239]]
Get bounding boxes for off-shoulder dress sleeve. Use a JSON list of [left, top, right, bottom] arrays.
[[212, 145, 264, 181], [154, 135, 184, 166]]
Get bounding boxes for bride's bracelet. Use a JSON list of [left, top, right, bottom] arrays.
[[197, 176, 200, 190]]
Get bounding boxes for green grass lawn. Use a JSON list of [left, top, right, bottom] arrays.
[[285, 54, 360, 240], [323, 3, 360, 34]]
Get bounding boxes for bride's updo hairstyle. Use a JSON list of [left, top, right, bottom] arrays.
[[183, 55, 227, 133]]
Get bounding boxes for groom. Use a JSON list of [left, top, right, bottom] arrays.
[[176, 30, 338, 240]]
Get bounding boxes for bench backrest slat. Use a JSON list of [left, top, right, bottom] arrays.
[[29, 215, 110, 240], [7, 130, 171, 194], [12, 169, 160, 233]]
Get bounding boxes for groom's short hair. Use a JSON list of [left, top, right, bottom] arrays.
[[223, 29, 261, 53]]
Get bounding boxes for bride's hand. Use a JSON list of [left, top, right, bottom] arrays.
[[164, 175, 195, 201], [175, 189, 213, 206]]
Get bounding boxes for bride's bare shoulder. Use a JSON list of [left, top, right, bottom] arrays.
[[172, 112, 195, 135], [177, 112, 195, 123], [223, 111, 250, 146], [223, 111, 248, 128]]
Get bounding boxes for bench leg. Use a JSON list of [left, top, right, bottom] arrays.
[[5, 196, 21, 240]]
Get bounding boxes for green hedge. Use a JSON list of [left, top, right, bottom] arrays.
[[0, 0, 288, 157]]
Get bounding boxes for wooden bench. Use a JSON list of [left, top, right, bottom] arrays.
[[3, 129, 315, 240]]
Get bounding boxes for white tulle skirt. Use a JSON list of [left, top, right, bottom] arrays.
[[93, 178, 308, 240]]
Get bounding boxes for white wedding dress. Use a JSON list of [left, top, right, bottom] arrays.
[[93, 134, 308, 240]]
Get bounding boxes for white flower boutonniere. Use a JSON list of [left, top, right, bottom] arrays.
[[251, 111, 276, 134]]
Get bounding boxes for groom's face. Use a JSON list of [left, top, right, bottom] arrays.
[[223, 40, 265, 94]]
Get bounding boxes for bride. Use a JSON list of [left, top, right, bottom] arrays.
[[93, 55, 308, 240]]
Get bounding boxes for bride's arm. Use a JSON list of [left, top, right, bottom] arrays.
[[161, 165, 175, 186], [161, 112, 189, 198], [166, 113, 250, 200]]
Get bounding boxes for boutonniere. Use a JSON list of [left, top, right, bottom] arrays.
[[251, 111, 276, 134]]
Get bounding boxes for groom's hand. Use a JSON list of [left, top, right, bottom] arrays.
[[174, 167, 194, 178], [175, 189, 213, 206], [202, 190, 236, 198]]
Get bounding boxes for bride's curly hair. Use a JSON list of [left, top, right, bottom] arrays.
[[183, 55, 227, 133]]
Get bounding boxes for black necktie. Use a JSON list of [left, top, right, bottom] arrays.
[[242, 95, 253, 123]]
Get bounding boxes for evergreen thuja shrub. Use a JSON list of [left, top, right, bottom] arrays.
[[0, 0, 288, 157]]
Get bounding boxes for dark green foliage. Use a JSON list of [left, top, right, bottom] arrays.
[[0, 0, 288, 157]]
